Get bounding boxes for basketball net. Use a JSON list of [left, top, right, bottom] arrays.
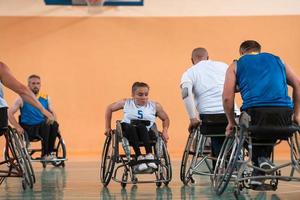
[[85, 0, 106, 14]]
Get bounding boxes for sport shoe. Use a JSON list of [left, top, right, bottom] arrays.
[[137, 155, 148, 171], [258, 157, 275, 170], [145, 153, 157, 169], [42, 154, 54, 161], [250, 169, 264, 187], [250, 179, 263, 187]]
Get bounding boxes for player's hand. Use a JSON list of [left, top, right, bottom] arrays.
[[104, 128, 112, 136], [293, 114, 300, 125], [42, 109, 55, 124], [188, 118, 201, 133], [225, 122, 236, 137], [162, 130, 169, 143], [16, 125, 24, 134]]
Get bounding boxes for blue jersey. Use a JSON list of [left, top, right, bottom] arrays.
[[20, 93, 49, 125], [236, 53, 293, 110]]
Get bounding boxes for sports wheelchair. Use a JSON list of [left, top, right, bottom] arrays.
[[22, 121, 67, 168], [1, 126, 35, 190], [100, 120, 172, 188], [180, 114, 228, 184], [212, 109, 300, 196]]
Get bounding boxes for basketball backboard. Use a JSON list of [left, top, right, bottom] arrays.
[[44, 0, 144, 6]]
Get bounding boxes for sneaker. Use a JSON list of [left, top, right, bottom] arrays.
[[250, 179, 263, 187], [258, 157, 275, 170], [137, 155, 148, 171], [145, 153, 157, 169], [250, 169, 264, 187], [42, 154, 54, 161]]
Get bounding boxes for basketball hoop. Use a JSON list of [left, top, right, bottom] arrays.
[[85, 0, 106, 14]]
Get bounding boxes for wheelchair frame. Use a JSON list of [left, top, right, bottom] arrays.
[[24, 128, 67, 168], [1, 126, 35, 190], [212, 111, 300, 196], [100, 120, 172, 188], [180, 125, 226, 185]]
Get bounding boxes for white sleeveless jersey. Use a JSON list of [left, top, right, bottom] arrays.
[[122, 99, 156, 129], [0, 82, 8, 108], [181, 60, 240, 115]]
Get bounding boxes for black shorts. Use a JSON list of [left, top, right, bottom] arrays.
[[0, 107, 8, 133]]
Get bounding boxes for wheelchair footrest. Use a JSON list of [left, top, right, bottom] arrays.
[[251, 183, 277, 191], [133, 167, 156, 174], [31, 158, 67, 162]]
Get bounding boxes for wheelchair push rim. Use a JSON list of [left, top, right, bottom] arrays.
[[100, 132, 117, 186]]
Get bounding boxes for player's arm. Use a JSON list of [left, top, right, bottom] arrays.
[[156, 102, 170, 142], [8, 97, 24, 133], [285, 63, 300, 124], [104, 99, 126, 135], [223, 62, 237, 135], [181, 81, 200, 132], [47, 96, 57, 121]]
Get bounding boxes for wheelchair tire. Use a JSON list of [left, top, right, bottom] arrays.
[[162, 142, 172, 186], [291, 131, 300, 173], [13, 130, 36, 184], [100, 132, 117, 187], [212, 132, 244, 196], [52, 136, 67, 167], [8, 128, 34, 189], [180, 129, 198, 184], [156, 181, 162, 187]]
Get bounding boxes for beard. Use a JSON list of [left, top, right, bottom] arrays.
[[32, 87, 39, 95]]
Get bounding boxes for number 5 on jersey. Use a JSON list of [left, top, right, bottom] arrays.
[[137, 110, 143, 119]]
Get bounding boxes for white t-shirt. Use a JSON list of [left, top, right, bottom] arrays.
[[122, 99, 156, 129], [180, 60, 240, 115], [0, 82, 8, 108]]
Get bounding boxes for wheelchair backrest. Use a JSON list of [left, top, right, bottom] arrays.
[[199, 114, 227, 136], [240, 107, 298, 139]]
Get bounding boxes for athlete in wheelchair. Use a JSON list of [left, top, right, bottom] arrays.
[[101, 82, 171, 187], [8, 74, 66, 168], [213, 40, 300, 195], [180, 47, 240, 184]]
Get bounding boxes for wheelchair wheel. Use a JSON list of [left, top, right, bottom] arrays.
[[156, 141, 172, 186], [13, 131, 36, 184], [52, 135, 67, 167], [8, 128, 34, 189], [180, 129, 199, 184], [100, 132, 117, 187], [290, 131, 300, 172], [212, 130, 244, 196]]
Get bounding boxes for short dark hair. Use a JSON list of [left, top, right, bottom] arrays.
[[131, 82, 150, 93], [191, 47, 208, 60], [27, 74, 40, 82], [239, 40, 261, 55]]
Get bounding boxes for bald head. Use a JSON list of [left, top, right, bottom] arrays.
[[191, 47, 209, 65]]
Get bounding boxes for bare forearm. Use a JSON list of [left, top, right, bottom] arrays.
[[105, 107, 112, 129], [293, 88, 300, 116], [162, 117, 170, 132], [223, 98, 236, 124], [8, 111, 21, 129]]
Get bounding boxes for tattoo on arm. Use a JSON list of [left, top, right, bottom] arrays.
[[181, 87, 189, 99]]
